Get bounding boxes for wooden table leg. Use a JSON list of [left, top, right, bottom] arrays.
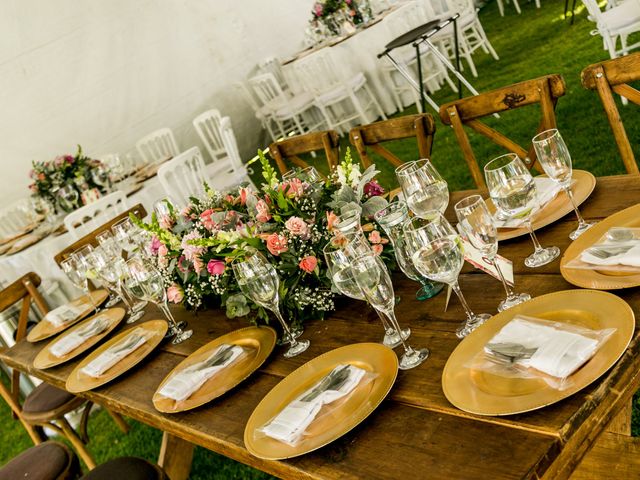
[[158, 432, 194, 480]]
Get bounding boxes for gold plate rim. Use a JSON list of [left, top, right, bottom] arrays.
[[27, 290, 109, 343], [244, 342, 398, 460], [488, 170, 596, 241], [33, 307, 126, 370], [152, 326, 277, 413], [65, 319, 168, 393], [442, 289, 635, 416], [560, 203, 640, 290]]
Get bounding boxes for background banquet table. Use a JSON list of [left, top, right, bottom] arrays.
[[2, 174, 640, 480]]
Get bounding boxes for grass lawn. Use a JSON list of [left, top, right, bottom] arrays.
[[2, 0, 640, 477]]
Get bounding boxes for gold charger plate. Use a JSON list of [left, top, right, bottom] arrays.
[[244, 343, 398, 460], [560, 203, 640, 289], [488, 170, 596, 241], [33, 307, 126, 369], [66, 319, 168, 393], [27, 290, 109, 343], [442, 289, 634, 416], [153, 326, 277, 413]]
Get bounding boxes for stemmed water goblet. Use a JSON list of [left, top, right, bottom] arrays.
[[112, 218, 138, 255], [484, 153, 560, 268], [323, 233, 410, 349], [404, 214, 491, 338], [395, 159, 449, 218], [232, 251, 309, 358], [62, 245, 100, 314], [454, 195, 531, 312], [125, 257, 193, 344], [532, 128, 595, 239], [350, 251, 429, 370]]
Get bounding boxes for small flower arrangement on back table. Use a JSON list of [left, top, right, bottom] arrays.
[[133, 149, 393, 327]]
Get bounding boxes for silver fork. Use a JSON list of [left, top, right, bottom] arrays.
[[110, 334, 143, 354], [585, 244, 634, 259], [300, 365, 351, 402]]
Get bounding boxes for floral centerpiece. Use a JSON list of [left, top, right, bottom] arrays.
[[29, 145, 108, 208], [311, 0, 373, 35], [133, 149, 392, 326]]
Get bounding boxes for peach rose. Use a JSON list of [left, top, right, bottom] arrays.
[[299, 255, 318, 273], [266, 233, 288, 256], [326, 211, 339, 231], [255, 200, 271, 223], [167, 284, 184, 303], [371, 244, 383, 256], [368, 230, 382, 244], [285, 216, 309, 237]]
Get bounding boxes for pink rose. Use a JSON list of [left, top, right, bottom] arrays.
[[285, 216, 309, 237], [150, 236, 162, 255], [266, 233, 288, 256], [326, 211, 339, 231], [200, 209, 218, 231], [207, 259, 225, 275], [299, 255, 318, 274], [281, 178, 305, 198], [368, 230, 381, 244], [64, 155, 74, 163], [255, 199, 271, 223], [167, 284, 184, 303], [371, 244, 383, 256], [314, 3, 323, 16], [158, 244, 168, 257]]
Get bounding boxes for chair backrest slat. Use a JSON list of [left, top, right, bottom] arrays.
[[136, 128, 180, 164], [439, 74, 566, 188], [63, 191, 129, 240], [157, 147, 209, 206], [581, 54, 640, 174], [269, 130, 340, 174]]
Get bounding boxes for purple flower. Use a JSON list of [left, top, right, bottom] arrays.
[[363, 180, 384, 197]]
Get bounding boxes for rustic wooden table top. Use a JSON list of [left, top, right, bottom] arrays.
[[3, 174, 640, 480]]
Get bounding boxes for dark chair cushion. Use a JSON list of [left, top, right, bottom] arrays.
[[0, 441, 77, 480], [80, 457, 164, 480], [22, 382, 77, 414]]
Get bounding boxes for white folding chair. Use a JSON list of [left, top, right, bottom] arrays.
[[234, 82, 280, 142], [257, 57, 290, 93], [63, 191, 128, 240], [192, 110, 253, 189], [581, 0, 640, 59], [157, 147, 210, 206], [135, 128, 180, 164], [292, 49, 387, 134]]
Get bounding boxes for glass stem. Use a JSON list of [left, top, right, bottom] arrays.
[[114, 284, 133, 311], [490, 257, 514, 298], [272, 306, 298, 346], [525, 220, 544, 254], [158, 301, 178, 331], [374, 308, 394, 334], [450, 281, 475, 321], [383, 308, 413, 355], [564, 187, 587, 227], [84, 282, 99, 314]]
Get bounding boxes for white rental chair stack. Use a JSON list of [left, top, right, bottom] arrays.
[[581, 0, 640, 60], [292, 48, 387, 134], [135, 128, 180, 164], [382, 1, 458, 112], [63, 191, 128, 240], [157, 147, 210, 207], [247, 73, 326, 140], [192, 109, 253, 190]]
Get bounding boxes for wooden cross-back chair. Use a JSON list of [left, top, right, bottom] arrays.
[[439, 74, 567, 189], [0, 273, 126, 469], [268, 130, 340, 175], [348, 114, 436, 169], [54, 203, 147, 267], [581, 54, 640, 175]]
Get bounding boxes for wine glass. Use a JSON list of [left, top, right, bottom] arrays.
[[484, 153, 560, 268], [404, 215, 491, 338], [66, 246, 100, 314], [125, 258, 192, 344], [396, 159, 449, 218], [454, 195, 531, 312], [333, 204, 363, 235], [323, 234, 410, 349], [90, 249, 145, 323], [532, 129, 596, 239], [232, 251, 309, 358], [350, 252, 429, 370], [374, 201, 443, 300], [112, 218, 138, 254]]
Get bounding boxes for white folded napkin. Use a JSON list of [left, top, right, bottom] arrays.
[[261, 364, 366, 446], [157, 344, 245, 402], [486, 316, 599, 378], [81, 328, 148, 378], [494, 177, 563, 228], [49, 315, 111, 358], [580, 244, 640, 268], [44, 304, 84, 327]]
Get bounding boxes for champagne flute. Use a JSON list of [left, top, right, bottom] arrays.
[[126, 258, 192, 344], [395, 159, 449, 218], [350, 252, 429, 369], [404, 215, 491, 338], [454, 195, 531, 312], [323, 234, 410, 349], [232, 251, 309, 358], [485, 154, 560, 268], [532, 128, 595, 239]]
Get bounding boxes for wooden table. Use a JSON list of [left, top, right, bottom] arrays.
[[3, 174, 640, 480]]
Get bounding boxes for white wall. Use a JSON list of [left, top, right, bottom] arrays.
[[0, 0, 311, 204]]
